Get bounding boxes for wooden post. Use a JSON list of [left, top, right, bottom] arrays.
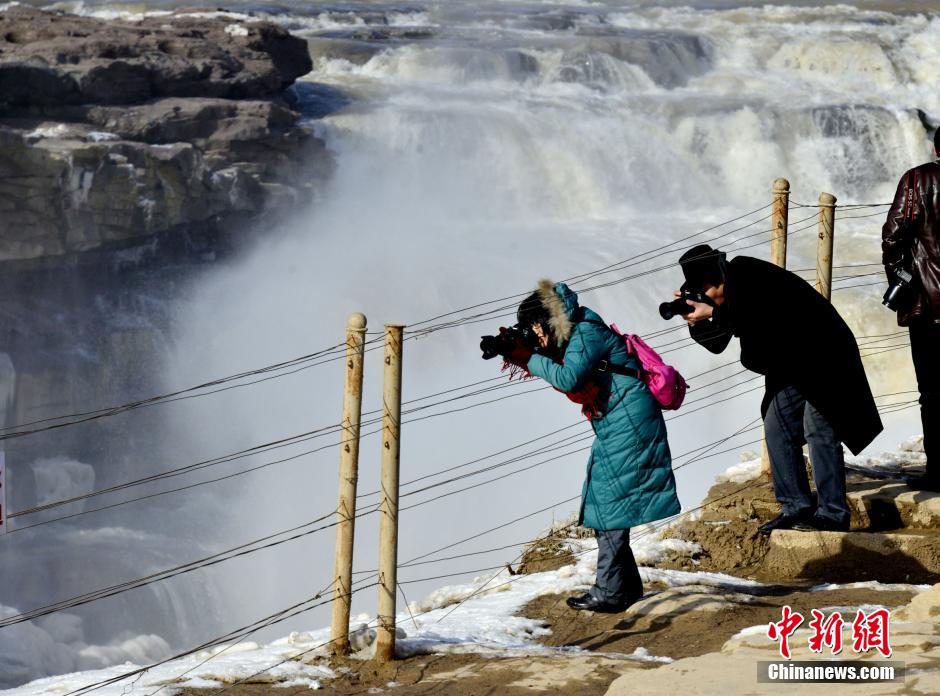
[[771, 178, 790, 268], [329, 312, 367, 656], [375, 324, 404, 663], [761, 179, 790, 476], [816, 193, 837, 300]]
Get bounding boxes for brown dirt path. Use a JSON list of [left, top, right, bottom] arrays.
[[518, 584, 916, 660], [179, 585, 914, 696], [179, 651, 644, 696]]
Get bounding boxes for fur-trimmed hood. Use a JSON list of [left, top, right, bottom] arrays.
[[534, 279, 579, 344]]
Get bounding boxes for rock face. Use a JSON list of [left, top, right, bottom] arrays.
[[0, 6, 330, 263]]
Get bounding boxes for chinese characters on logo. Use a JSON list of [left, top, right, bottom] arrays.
[[767, 606, 891, 659]]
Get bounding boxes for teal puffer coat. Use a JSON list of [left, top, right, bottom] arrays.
[[526, 282, 680, 530]]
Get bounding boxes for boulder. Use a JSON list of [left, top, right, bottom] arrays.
[[0, 6, 312, 107], [0, 113, 329, 261], [0, 7, 336, 263]]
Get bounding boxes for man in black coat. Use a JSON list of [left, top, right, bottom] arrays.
[[674, 245, 883, 533], [882, 128, 940, 490]]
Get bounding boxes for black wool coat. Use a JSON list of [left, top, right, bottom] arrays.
[[689, 256, 883, 455]]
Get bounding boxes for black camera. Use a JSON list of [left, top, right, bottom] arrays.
[[883, 267, 915, 312], [659, 285, 714, 320], [479, 324, 537, 360]]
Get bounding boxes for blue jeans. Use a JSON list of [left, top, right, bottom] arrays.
[[764, 386, 849, 525], [590, 528, 643, 604]]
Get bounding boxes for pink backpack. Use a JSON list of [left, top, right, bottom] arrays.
[[610, 324, 687, 410]]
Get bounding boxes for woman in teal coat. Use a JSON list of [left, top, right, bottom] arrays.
[[502, 279, 680, 613]]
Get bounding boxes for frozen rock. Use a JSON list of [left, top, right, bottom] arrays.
[[0, 7, 335, 262]]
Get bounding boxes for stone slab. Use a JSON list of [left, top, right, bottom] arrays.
[[847, 482, 940, 531], [761, 530, 940, 584]]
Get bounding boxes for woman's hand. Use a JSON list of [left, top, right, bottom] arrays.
[[501, 332, 533, 368]]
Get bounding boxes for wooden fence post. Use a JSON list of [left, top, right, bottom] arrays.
[[771, 178, 790, 269], [376, 324, 404, 662], [816, 192, 837, 300], [329, 312, 367, 656], [761, 178, 790, 476]]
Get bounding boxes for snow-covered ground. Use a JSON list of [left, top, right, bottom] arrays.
[[0, 526, 693, 696], [3, 437, 929, 696], [714, 435, 927, 485], [845, 435, 927, 477]]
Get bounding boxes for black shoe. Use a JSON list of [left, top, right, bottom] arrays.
[[791, 514, 850, 532], [758, 510, 813, 536], [903, 474, 940, 492], [565, 593, 635, 613]]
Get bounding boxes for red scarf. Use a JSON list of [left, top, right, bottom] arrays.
[[560, 380, 607, 420], [503, 357, 608, 420]]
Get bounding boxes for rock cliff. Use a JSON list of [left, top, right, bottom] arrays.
[[0, 6, 331, 263]]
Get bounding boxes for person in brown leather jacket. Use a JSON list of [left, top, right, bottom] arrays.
[[882, 128, 940, 490]]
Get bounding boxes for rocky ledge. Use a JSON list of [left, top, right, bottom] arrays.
[[0, 6, 331, 264]]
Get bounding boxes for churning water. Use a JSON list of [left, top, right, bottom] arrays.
[[2, 0, 938, 686]]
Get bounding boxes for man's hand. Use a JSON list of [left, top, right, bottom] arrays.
[[673, 290, 714, 324], [685, 300, 714, 324]]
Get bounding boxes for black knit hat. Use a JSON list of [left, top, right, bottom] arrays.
[[679, 244, 726, 287], [517, 290, 550, 328]]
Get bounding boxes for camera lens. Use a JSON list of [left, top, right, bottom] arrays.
[[882, 284, 901, 310]]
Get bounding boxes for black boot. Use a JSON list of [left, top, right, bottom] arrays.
[[792, 514, 850, 532], [758, 509, 814, 536], [903, 474, 940, 492], [566, 592, 638, 613]]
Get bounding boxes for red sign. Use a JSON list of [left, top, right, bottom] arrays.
[[808, 609, 844, 654], [851, 608, 892, 658], [769, 606, 893, 659], [767, 605, 804, 659]]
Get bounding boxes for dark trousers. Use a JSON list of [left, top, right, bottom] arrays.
[[911, 320, 940, 475], [590, 528, 643, 604], [764, 386, 850, 525]]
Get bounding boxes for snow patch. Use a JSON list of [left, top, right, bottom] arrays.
[[634, 533, 700, 565], [224, 23, 250, 38], [26, 124, 76, 140], [642, 567, 765, 591], [715, 451, 763, 484], [844, 436, 926, 474], [730, 624, 770, 640], [629, 646, 673, 664], [809, 581, 932, 593], [0, 605, 172, 693], [88, 131, 120, 142]]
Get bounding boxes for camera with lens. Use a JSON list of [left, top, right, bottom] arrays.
[[659, 284, 715, 320], [479, 324, 538, 360], [883, 266, 916, 312]]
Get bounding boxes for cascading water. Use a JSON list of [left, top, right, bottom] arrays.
[[2, 0, 938, 687]]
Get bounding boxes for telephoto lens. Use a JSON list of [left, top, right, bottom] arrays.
[[882, 268, 914, 312], [659, 298, 694, 321], [479, 334, 504, 360]]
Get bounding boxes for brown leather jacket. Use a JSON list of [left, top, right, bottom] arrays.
[[882, 159, 940, 326]]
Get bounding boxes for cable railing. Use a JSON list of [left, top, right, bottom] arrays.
[[4, 188, 927, 696]]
